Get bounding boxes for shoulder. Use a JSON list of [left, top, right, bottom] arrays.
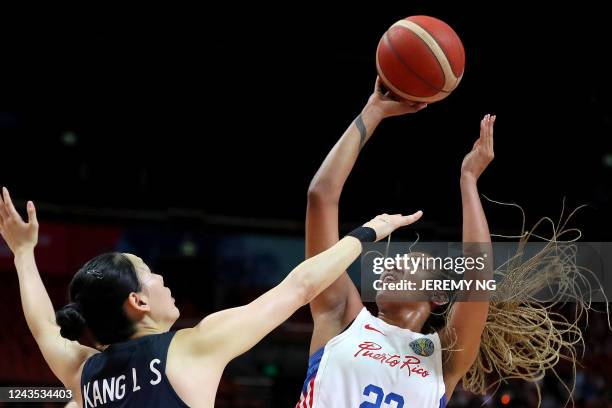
[[168, 328, 218, 360], [166, 328, 226, 384]]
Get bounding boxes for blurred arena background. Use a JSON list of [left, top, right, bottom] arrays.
[[0, 3, 610, 407]]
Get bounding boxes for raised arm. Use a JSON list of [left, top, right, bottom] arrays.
[[441, 115, 496, 396], [307, 77, 427, 352], [0, 188, 96, 396], [182, 211, 422, 364]]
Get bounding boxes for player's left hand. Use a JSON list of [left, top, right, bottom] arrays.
[[461, 114, 496, 181]]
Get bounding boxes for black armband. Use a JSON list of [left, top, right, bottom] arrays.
[[346, 226, 377, 243]]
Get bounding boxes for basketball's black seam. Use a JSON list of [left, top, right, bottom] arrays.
[[384, 28, 448, 94], [392, 25, 451, 93], [384, 30, 443, 93]]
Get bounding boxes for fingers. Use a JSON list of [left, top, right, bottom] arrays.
[[476, 115, 488, 150], [375, 76, 388, 97], [478, 114, 495, 153], [489, 115, 495, 151], [388, 211, 423, 227], [401, 210, 423, 226], [482, 113, 495, 154], [0, 190, 6, 222], [27, 201, 38, 226], [411, 102, 428, 111], [478, 116, 488, 148], [2, 187, 22, 221], [482, 114, 495, 132], [374, 76, 382, 91], [365, 211, 423, 242]]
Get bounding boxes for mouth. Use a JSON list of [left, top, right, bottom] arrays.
[[381, 270, 400, 283]]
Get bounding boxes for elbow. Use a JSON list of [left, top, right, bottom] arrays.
[[307, 180, 340, 207]]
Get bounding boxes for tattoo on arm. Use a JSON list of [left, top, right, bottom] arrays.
[[355, 114, 367, 150]]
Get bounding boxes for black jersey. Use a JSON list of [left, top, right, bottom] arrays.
[[80, 331, 189, 407]]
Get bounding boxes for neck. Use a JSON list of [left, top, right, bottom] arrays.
[[377, 302, 431, 332], [130, 318, 168, 339]]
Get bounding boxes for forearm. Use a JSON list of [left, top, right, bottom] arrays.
[[14, 249, 57, 337], [290, 236, 362, 304], [308, 104, 384, 200], [442, 176, 492, 383], [460, 174, 491, 244], [195, 236, 363, 360], [460, 174, 492, 293]]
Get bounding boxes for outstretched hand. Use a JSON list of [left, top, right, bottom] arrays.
[[0, 187, 39, 255], [461, 114, 496, 181], [363, 211, 423, 241]]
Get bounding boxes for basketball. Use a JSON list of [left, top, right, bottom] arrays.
[[376, 16, 465, 103]]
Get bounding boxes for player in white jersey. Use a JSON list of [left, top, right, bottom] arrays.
[[297, 77, 495, 407]]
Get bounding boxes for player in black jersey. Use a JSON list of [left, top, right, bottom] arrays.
[[0, 187, 422, 407]]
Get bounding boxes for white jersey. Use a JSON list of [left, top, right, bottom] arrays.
[[296, 307, 446, 408]]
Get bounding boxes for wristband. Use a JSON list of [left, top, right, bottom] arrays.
[[346, 226, 377, 243]]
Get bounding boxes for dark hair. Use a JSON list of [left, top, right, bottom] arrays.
[[55, 252, 142, 344]]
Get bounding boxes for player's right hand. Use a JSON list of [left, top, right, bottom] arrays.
[[367, 76, 428, 118]]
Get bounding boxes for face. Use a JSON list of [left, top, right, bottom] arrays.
[[375, 252, 441, 308], [124, 253, 180, 327]]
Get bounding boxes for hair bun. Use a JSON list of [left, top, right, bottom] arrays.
[[55, 303, 86, 341]]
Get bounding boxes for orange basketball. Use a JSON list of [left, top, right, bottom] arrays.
[[376, 16, 465, 103]]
